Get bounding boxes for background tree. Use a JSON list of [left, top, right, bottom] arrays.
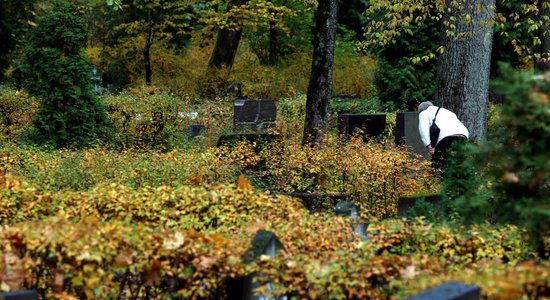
[[115, 0, 196, 85], [302, 0, 339, 147], [19, 2, 112, 148], [0, 0, 35, 83], [435, 0, 495, 141], [535, 0, 550, 72], [369, 7, 440, 111], [245, 0, 313, 66], [205, 0, 295, 69]]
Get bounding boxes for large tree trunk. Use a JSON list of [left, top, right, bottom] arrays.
[[435, 0, 495, 141], [302, 0, 339, 147], [208, 0, 249, 69], [144, 8, 153, 85], [535, 0, 550, 72]]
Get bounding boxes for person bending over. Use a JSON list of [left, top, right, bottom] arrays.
[[418, 101, 469, 172]]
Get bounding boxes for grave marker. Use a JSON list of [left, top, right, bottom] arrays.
[[407, 282, 481, 300], [337, 114, 386, 142], [395, 112, 428, 160], [234, 100, 276, 133], [225, 230, 288, 300], [334, 201, 368, 240], [0, 290, 38, 300], [397, 194, 442, 218]]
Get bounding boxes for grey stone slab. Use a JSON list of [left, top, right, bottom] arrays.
[[395, 112, 429, 160], [234, 100, 276, 133], [1, 290, 38, 300], [407, 282, 481, 300]]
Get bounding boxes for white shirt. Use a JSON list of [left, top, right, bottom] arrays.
[[418, 106, 469, 147]]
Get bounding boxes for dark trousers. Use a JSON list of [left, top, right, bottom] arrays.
[[432, 135, 467, 174]]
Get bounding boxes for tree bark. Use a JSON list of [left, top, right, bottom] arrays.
[[268, 21, 278, 66], [208, 0, 249, 69], [144, 8, 153, 85], [435, 0, 495, 141], [535, 0, 550, 72], [302, 0, 339, 147]]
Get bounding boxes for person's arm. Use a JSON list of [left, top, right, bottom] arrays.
[[418, 111, 431, 147], [418, 111, 435, 154]]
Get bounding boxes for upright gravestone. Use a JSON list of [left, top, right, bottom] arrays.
[[186, 124, 206, 138], [234, 100, 277, 133], [337, 114, 386, 142], [407, 282, 481, 300], [225, 230, 287, 300], [334, 201, 368, 240], [395, 112, 428, 160], [0, 290, 38, 300]]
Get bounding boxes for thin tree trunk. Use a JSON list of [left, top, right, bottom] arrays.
[[435, 0, 495, 141], [144, 8, 153, 85], [302, 0, 339, 147], [208, 0, 249, 69], [268, 21, 278, 65], [535, 0, 550, 72]]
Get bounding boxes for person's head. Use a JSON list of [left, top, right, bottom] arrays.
[[418, 101, 434, 112]]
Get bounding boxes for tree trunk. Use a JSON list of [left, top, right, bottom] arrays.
[[144, 8, 153, 85], [435, 0, 495, 141], [268, 22, 278, 66], [208, 0, 249, 69], [535, 0, 550, 72], [302, 0, 339, 147]]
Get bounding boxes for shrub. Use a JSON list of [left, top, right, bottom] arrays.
[[452, 65, 550, 258], [0, 88, 36, 143], [19, 3, 112, 148], [255, 137, 438, 218]]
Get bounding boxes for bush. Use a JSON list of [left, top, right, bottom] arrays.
[[0, 88, 36, 143], [451, 65, 550, 258], [19, 3, 112, 148]]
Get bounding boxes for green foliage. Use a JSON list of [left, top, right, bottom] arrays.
[[19, 2, 112, 148], [371, 9, 440, 111], [362, 0, 550, 65], [452, 64, 550, 257], [0, 0, 34, 82], [244, 0, 313, 65], [440, 143, 493, 222], [103, 88, 197, 150]]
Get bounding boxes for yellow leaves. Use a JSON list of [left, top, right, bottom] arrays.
[[236, 174, 253, 191]]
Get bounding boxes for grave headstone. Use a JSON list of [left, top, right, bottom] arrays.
[[334, 201, 368, 240], [337, 114, 386, 142], [186, 124, 206, 138], [407, 282, 481, 300], [1, 290, 38, 300], [395, 112, 428, 160], [234, 99, 276, 133], [239, 230, 287, 300], [397, 194, 442, 218]]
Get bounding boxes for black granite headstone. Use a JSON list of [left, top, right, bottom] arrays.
[[233, 99, 276, 133], [395, 112, 428, 160], [186, 124, 206, 138], [337, 114, 386, 141], [1, 290, 38, 300], [407, 282, 481, 300], [397, 194, 442, 218]]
